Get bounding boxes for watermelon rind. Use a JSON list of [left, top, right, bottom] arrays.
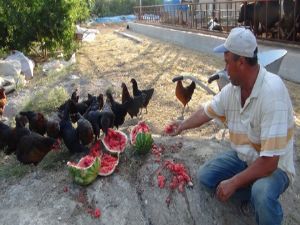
[[67, 156, 100, 186], [134, 132, 154, 155], [99, 153, 119, 176], [102, 128, 128, 154]]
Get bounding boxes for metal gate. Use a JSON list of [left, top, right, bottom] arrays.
[[133, 0, 300, 45]]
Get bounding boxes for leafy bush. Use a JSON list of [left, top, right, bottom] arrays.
[[0, 0, 90, 57]]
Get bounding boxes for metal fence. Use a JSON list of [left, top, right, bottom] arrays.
[[133, 0, 300, 45]]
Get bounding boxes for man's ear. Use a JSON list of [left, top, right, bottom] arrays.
[[238, 56, 246, 66]]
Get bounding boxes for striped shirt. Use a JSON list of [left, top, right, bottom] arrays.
[[204, 66, 296, 180]]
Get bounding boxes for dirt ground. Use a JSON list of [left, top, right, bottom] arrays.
[[0, 24, 299, 225]]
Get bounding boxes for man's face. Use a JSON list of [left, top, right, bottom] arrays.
[[224, 52, 241, 86]]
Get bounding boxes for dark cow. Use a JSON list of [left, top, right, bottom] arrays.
[[279, 0, 300, 40], [238, 1, 280, 36], [238, 2, 255, 28], [280, 0, 295, 38]]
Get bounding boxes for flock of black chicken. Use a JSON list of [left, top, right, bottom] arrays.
[[0, 78, 155, 166], [0, 75, 198, 167]]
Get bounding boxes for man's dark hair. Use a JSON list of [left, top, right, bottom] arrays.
[[232, 47, 258, 66]]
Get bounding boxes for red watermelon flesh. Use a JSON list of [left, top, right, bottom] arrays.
[[99, 153, 119, 176]]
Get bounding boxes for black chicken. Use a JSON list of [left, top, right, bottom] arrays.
[[106, 90, 128, 129], [121, 83, 145, 118], [58, 97, 89, 118], [68, 100, 89, 123], [0, 115, 31, 154], [99, 99, 115, 135], [74, 113, 94, 146], [84, 93, 104, 112], [46, 119, 61, 139], [59, 100, 89, 154], [71, 89, 79, 103], [16, 132, 61, 165], [84, 110, 103, 140], [130, 78, 154, 113], [19, 111, 48, 136]]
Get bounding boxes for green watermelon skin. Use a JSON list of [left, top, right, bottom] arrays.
[[134, 132, 154, 155], [67, 156, 100, 186]]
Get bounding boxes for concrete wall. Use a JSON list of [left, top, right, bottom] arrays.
[[127, 22, 300, 83]]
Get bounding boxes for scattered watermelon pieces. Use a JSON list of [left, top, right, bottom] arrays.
[[151, 144, 165, 162], [157, 175, 166, 189], [156, 160, 193, 193], [87, 207, 101, 218]]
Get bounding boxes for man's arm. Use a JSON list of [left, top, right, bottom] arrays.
[[216, 156, 279, 202], [173, 105, 212, 135]]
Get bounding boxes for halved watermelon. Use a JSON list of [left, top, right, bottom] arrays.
[[102, 128, 128, 153], [130, 121, 150, 144], [99, 153, 119, 176], [89, 140, 102, 158], [134, 132, 154, 155], [67, 155, 100, 186]]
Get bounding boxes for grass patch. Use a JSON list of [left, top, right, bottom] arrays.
[[39, 146, 71, 170], [0, 162, 31, 179], [22, 86, 69, 114], [28, 65, 75, 88]]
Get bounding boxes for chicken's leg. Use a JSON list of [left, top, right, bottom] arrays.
[[181, 106, 185, 117], [177, 105, 186, 120]]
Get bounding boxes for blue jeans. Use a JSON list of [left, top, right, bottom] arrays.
[[198, 150, 290, 225]]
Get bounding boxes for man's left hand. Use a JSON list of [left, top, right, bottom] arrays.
[[216, 178, 237, 202]]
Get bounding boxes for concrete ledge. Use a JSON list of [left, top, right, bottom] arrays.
[[127, 22, 300, 83], [114, 30, 143, 43]]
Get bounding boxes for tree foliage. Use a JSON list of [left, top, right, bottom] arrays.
[[91, 0, 162, 17], [0, 0, 91, 57]]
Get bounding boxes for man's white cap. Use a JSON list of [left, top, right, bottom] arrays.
[[213, 27, 257, 57]]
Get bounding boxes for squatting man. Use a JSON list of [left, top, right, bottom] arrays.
[[169, 27, 295, 225]]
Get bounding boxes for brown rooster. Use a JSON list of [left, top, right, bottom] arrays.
[[0, 88, 7, 118], [172, 78, 196, 118]]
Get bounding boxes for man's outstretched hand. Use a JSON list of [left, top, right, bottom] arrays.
[[164, 121, 184, 136]]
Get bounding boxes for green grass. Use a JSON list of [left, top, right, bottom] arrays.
[[0, 161, 31, 179], [20, 65, 77, 114], [22, 86, 69, 114], [0, 145, 71, 179], [39, 146, 71, 170], [31, 65, 73, 86]]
